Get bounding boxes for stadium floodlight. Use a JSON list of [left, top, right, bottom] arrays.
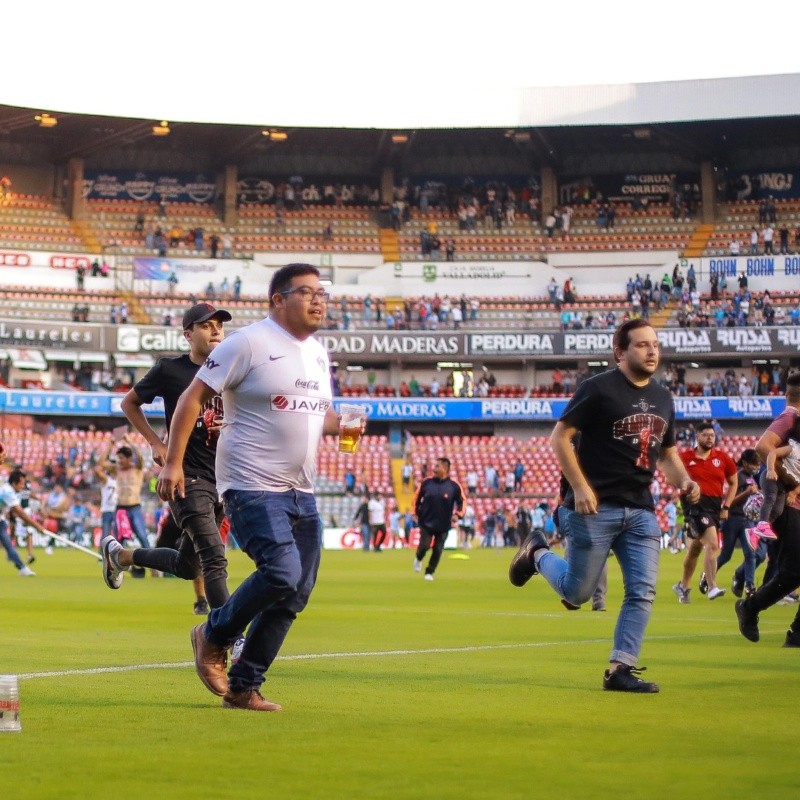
[[152, 120, 170, 136], [34, 112, 57, 127]]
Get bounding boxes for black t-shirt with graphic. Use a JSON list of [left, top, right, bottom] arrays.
[[730, 467, 758, 517], [560, 368, 676, 510], [133, 354, 221, 483]]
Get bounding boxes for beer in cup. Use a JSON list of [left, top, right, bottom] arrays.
[[338, 404, 368, 454]]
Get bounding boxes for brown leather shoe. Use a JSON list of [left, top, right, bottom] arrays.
[[222, 689, 282, 712], [190, 624, 228, 697]]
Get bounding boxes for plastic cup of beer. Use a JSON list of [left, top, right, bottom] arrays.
[[339, 404, 368, 454]]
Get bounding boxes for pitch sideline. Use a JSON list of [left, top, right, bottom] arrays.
[[17, 629, 763, 681]]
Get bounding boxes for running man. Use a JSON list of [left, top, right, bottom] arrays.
[[508, 319, 699, 693], [102, 302, 233, 614], [412, 457, 464, 581], [0, 469, 48, 576], [157, 263, 343, 712], [672, 422, 737, 602]]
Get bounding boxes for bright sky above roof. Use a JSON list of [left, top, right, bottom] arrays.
[[4, 1, 799, 128]]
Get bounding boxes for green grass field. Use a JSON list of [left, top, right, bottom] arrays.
[[1, 546, 798, 800]]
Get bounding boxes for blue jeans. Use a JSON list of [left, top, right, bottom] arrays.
[[0, 520, 24, 570], [538, 504, 660, 666], [101, 511, 115, 540], [116, 505, 150, 548], [206, 489, 322, 693], [360, 523, 371, 551], [717, 515, 755, 587]]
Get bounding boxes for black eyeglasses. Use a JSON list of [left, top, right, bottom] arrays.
[[279, 287, 330, 302]]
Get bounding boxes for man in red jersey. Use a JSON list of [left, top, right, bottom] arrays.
[[672, 422, 737, 602]]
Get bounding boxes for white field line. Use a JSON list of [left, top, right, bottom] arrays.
[[16, 629, 769, 681]]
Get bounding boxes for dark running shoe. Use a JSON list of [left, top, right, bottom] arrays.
[[27, 555, 36, 565], [561, 598, 580, 611], [508, 531, 549, 587], [698, 572, 709, 595], [193, 598, 210, 616], [735, 599, 760, 642], [783, 629, 800, 648], [603, 665, 659, 693], [731, 576, 744, 598]]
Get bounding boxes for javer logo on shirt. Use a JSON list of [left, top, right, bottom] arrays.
[[271, 394, 331, 415]]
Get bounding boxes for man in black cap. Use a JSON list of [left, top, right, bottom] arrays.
[[101, 303, 233, 616]]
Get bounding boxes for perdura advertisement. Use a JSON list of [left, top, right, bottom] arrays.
[[0, 392, 786, 421], [1, 320, 800, 360]]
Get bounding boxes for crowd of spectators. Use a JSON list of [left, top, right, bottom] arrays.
[[325, 293, 479, 331]]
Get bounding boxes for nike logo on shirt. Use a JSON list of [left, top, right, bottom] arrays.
[[269, 355, 286, 361]]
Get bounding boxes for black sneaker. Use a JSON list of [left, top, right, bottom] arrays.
[[130, 566, 146, 579], [560, 598, 580, 611], [603, 665, 659, 693], [698, 572, 709, 595], [783, 629, 800, 648], [731, 576, 744, 598], [735, 599, 760, 642], [508, 531, 549, 587], [193, 598, 210, 615], [26, 555, 36, 566]]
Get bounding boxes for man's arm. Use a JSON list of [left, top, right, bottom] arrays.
[[656, 446, 701, 504], [756, 429, 783, 466], [13, 505, 47, 534], [157, 377, 216, 501], [120, 388, 167, 466], [93, 443, 115, 481], [549, 420, 596, 514], [721, 472, 738, 522]]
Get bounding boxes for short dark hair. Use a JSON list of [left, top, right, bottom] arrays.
[[612, 318, 655, 360], [696, 422, 715, 434], [437, 457, 451, 471], [268, 263, 320, 307], [116, 446, 133, 458], [739, 448, 759, 466], [8, 469, 26, 486]]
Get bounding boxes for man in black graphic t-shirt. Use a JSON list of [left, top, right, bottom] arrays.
[[509, 319, 699, 693], [101, 303, 233, 613]]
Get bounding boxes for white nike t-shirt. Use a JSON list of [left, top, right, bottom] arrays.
[[196, 316, 332, 494]]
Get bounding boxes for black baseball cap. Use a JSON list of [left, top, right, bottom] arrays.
[[182, 303, 232, 329]]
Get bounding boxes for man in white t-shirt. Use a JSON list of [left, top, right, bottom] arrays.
[[158, 263, 343, 713], [94, 444, 119, 542], [0, 469, 48, 576], [367, 492, 387, 551]]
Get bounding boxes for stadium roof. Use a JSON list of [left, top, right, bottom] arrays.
[[3, 2, 800, 130], [3, 3, 800, 177]]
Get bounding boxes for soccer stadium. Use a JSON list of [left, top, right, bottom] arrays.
[[2, 9, 800, 799]]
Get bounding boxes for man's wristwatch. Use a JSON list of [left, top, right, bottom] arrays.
[[722, 505, 730, 510]]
